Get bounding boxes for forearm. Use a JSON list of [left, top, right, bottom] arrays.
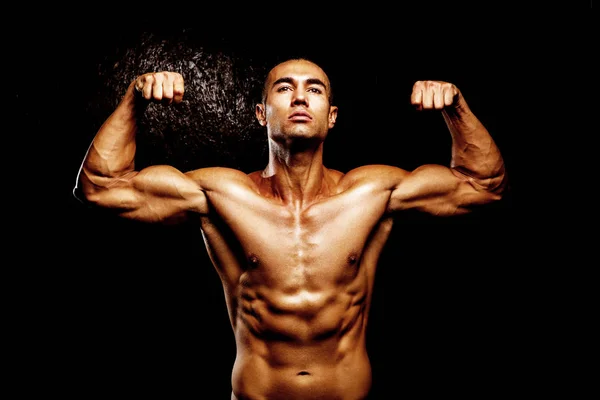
[[443, 94, 506, 192], [82, 82, 143, 189]]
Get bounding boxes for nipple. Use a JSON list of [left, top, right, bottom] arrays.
[[248, 254, 260, 269]]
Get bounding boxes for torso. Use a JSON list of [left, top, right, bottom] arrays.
[[199, 168, 394, 400]]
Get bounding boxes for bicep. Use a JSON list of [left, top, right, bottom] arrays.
[[84, 165, 208, 223], [388, 164, 499, 216]]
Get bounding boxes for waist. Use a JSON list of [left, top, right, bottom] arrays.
[[232, 350, 372, 400]]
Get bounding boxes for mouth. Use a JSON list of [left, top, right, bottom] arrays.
[[289, 112, 312, 121]]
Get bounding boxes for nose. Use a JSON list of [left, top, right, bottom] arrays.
[[292, 88, 308, 106]]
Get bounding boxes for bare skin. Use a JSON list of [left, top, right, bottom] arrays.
[[75, 58, 507, 399]]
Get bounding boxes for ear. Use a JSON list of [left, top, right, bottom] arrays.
[[255, 104, 266, 126], [328, 106, 338, 129]]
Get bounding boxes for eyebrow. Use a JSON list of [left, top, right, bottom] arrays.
[[273, 77, 327, 90]]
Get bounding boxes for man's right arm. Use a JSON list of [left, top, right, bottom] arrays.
[[74, 71, 209, 223]]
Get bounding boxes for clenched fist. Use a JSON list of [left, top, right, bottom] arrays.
[[134, 71, 185, 104], [411, 81, 459, 111]]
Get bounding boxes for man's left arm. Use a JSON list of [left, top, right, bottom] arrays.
[[415, 81, 507, 194], [387, 81, 507, 216]]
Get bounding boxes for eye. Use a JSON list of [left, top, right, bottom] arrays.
[[307, 87, 323, 94], [277, 85, 292, 93]]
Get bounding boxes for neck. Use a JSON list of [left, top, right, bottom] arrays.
[[262, 141, 327, 206]]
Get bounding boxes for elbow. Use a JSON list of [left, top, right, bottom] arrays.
[[481, 172, 509, 207], [73, 172, 93, 205], [73, 170, 113, 208], [475, 160, 509, 196], [455, 166, 508, 197], [489, 167, 509, 198], [74, 164, 100, 204], [478, 175, 508, 204], [464, 169, 509, 208], [72, 183, 87, 204], [72, 180, 103, 207]]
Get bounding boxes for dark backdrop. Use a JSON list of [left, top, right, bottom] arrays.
[[15, 23, 563, 398]]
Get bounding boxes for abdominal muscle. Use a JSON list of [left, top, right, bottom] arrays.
[[230, 285, 373, 400]]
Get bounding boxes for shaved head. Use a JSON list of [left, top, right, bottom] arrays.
[[261, 58, 334, 105]]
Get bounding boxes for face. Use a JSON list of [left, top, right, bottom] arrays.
[[256, 59, 338, 145]]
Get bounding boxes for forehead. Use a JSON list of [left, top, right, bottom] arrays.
[[268, 60, 329, 87]]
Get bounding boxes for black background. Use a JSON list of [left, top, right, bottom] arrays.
[[13, 19, 591, 398]]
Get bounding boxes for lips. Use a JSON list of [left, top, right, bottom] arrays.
[[289, 111, 312, 121]]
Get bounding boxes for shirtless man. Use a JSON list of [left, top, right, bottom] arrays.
[[74, 58, 507, 399]]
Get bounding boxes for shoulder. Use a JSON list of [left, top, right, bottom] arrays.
[[184, 166, 258, 192], [324, 167, 344, 183], [184, 166, 253, 180], [339, 164, 410, 188]]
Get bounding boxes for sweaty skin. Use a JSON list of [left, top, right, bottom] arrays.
[[75, 59, 506, 399]]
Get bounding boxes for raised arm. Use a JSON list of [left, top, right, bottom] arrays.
[[74, 71, 209, 223], [389, 81, 507, 216]]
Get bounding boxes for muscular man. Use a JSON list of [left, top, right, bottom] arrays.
[[74, 58, 507, 399]]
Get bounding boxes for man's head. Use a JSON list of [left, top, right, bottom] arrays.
[[255, 58, 338, 146]]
